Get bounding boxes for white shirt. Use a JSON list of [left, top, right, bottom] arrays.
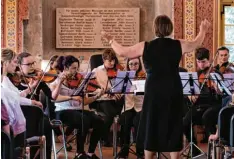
[[1, 78, 26, 136], [2, 76, 32, 105], [51, 78, 82, 111], [122, 85, 144, 113], [93, 65, 116, 100]]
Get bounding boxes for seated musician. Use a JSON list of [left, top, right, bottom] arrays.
[[92, 48, 124, 146], [1, 49, 43, 157], [50, 55, 104, 159], [214, 46, 234, 74], [118, 57, 145, 159], [183, 48, 222, 155], [16, 52, 58, 158]]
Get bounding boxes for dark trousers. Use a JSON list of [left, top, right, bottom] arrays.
[[183, 104, 221, 143], [119, 108, 144, 157], [56, 110, 104, 153], [95, 100, 122, 142]]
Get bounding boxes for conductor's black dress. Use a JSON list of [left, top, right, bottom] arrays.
[[137, 38, 184, 152]]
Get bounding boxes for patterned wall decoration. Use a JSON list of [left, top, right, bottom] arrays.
[[174, 0, 214, 71], [183, 0, 196, 71], [1, 0, 28, 52], [4, 0, 18, 52]]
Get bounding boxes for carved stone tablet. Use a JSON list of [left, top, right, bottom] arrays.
[[56, 8, 139, 48]]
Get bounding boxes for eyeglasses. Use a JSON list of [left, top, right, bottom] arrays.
[[128, 62, 139, 66], [21, 61, 36, 67]]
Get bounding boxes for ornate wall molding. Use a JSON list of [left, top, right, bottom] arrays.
[[183, 0, 196, 71], [4, 0, 18, 52]]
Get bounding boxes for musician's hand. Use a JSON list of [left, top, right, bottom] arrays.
[[58, 72, 68, 83], [71, 96, 83, 103], [32, 100, 43, 108], [114, 94, 122, 100], [188, 95, 198, 103], [209, 134, 218, 141], [96, 88, 105, 98], [28, 78, 39, 89]]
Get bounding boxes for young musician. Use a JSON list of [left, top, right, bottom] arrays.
[[92, 48, 123, 146], [1, 49, 43, 157], [17, 52, 55, 159], [183, 48, 222, 155], [214, 46, 234, 74], [50, 55, 104, 159], [118, 57, 145, 159]]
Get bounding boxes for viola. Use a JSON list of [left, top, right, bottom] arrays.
[[86, 78, 101, 92], [106, 64, 124, 79]]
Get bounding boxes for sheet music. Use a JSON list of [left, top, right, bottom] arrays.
[[132, 80, 145, 95], [223, 73, 234, 92], [179, 72, 200, 95], [111, 71, 135, 93], [210, 73, 232, 96], [73, 72, 94, 96]]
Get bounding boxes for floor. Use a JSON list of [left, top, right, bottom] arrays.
[[53, 134, 208, 159]]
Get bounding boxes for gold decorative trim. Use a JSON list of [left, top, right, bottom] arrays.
[[5, 0, 18, 52], [183, 0, 196, 71]]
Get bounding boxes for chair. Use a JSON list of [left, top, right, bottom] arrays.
[[1, 131, 13, 159], [89, 54, 103, 71], [40, 92, 68, 159], [230, 114, 234, 147], [207, 106, 234, 159], [21, 105, 46, 159]]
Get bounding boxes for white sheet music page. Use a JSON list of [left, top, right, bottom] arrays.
[[111, 71, 135, 93], [132, 80, 145, 94], [210, 73, 232, 96], [179, 72, 200, 95], [223, 73, 234, 92]]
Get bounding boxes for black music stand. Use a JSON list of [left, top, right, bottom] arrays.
[[110, 71, 140, 159], [72, 72, 94, 134], [210, 73, 232, 96], [55, 72, 94, 154], [179, 72, 206, 158]]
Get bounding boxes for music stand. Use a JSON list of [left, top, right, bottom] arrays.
[[179, 72, 206, 158], [223, 73, 234, 93], [210, 73, 232, 96], [110, 71, 140, 159]]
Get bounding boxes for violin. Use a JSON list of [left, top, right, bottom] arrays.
[[25, 69, 58, 83], [219, 63, 234, 74], [198, 67, 216, 88], [63, 72, 83, 89], [135, 70, 146, 79], [106, 64, 124, 79], [7, 72, 22, 87]]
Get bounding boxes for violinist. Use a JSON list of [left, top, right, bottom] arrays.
[[92, 49, 124, 147], [118, 57, 145, 159], [50, 55, 104, 159], [1, 49, 43, 157], [214, 46, 234, 74], [17, 52, 56, 159], [183, 48, 222, 155]]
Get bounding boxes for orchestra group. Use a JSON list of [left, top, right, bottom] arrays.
[[1, 16, 234, 159]]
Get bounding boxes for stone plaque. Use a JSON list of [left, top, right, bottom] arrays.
[[56, 8, 140, 48]]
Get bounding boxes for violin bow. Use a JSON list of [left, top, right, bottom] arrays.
[[200, 50, 219, 91], [29, 55, 57, 99]]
